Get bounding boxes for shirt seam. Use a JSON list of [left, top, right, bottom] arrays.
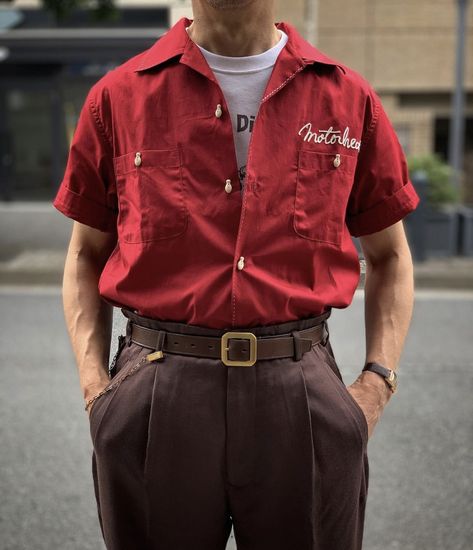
[[360, 95, 381, 151], [58, 183, 117, 215], [53, 190, 117, 233], [261, 64, 305, 103], [88, 96, 114, 154]]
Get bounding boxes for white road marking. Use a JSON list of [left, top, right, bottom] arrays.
[[353, 288, 473, 300], [0, 285, 62, 295]]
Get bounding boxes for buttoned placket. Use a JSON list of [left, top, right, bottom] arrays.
[[227, 49, 310, 327], [212, 94, 239, 197], [212, 101, 236, 194], [180, 35, 311, 328]]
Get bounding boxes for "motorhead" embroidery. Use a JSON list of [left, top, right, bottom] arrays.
[[298, 123, 361, 151]]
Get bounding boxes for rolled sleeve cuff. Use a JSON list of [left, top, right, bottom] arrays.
[[52, 184, 117, 233], [346, 179, 421, 237]]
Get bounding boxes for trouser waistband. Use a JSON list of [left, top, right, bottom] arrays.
[[120, 308, 332, 338], [119, 308, 332, 365]]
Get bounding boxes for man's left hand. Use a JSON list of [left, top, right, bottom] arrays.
[[346, 370, 393, 440]]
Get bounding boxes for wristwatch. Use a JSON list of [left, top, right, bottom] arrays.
[[362, 362, 398, 394]]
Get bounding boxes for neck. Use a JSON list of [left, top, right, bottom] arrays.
[[188, 1, 279, 56]]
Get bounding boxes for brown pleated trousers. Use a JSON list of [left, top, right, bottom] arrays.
[[89, 309, 369, 550]]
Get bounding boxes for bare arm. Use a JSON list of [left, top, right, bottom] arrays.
[[347, 220, 415, 437], [361, 219, 415, 375], [61, 221, 118, 406]]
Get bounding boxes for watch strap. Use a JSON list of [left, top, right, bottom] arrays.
[[362, 361, 397, 393]]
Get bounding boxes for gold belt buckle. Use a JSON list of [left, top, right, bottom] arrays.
[[221, 331, 257, 366]]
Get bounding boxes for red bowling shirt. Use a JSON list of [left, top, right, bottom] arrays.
[[53, 16, 420, 329]]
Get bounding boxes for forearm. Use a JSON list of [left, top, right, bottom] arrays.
[[346, 248, 415, 424], [62, 247, 113, 401], [363, 248, 415, 373]]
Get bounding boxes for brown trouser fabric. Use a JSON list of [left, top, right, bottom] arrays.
[[89, 308, 369, 550]]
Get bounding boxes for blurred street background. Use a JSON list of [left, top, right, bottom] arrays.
[[0, 0, 472, 549]]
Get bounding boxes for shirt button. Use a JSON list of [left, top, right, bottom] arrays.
[[225, 179, 232, 193], [134, 152, 142, 167], [333, 154, 341, 168], [237, 256, 245, 270], [215, 104, 223, 118]]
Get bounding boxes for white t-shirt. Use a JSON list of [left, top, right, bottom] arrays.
[[190, 28, 289, 192]]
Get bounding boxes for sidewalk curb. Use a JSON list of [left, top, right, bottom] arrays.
[[0, 271, 472, 291], [1, 251, 472, 289]]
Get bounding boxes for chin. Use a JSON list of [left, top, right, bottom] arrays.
[[205, 0, 257, 10]]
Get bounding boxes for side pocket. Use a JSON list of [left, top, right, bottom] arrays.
[[89, 345, 152, 450], [88, 381, 121, 448], [88, 337, 130, 439], [318, 342, 369, 445], [321, 337, 344, 382], [88, 334, 127, 421]]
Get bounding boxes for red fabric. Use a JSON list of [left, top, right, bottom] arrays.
[[53, 17, 420, 329]]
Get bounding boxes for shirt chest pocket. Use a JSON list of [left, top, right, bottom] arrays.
[[293, 150, 358, 247], [113, 148, 188, 244]]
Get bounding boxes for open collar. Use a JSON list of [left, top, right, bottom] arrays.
[[133, 16, 345, 74]]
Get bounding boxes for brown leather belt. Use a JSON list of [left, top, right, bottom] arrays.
[[125, 315, 330, 367]]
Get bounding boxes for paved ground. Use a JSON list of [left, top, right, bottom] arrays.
[[0, 287, 472, 550], [1, 202, 473, 290], [1, 248, 473, 290]]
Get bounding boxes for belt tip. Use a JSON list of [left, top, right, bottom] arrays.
[[146, 350, 164, 362]]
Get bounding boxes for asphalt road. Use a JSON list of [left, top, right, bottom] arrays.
[[0, 287, 472, 550]]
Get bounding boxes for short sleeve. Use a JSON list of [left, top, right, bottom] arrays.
[[345, 89, 420, 237], [52, 85, 118, 233]]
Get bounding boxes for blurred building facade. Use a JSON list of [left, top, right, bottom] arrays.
[[281, 1, 473, 162], [279, 0, 473, 203], [0, 0, 472, 203], [0, 0, 170, 201]]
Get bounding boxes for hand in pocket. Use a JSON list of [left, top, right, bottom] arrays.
[[346, 372, 392, 439]]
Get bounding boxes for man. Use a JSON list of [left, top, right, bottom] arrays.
[[52, 1, 419, 549]]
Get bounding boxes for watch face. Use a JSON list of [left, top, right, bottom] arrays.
[[386, 369, 398, 391]]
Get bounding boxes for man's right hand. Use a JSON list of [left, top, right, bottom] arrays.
[[62, 221, 117, 422], [84, 375, 112, 417], [86, 402, 94, 417]]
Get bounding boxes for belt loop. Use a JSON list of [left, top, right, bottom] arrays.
[[155, 330, 166, 354], [146, 329, 166, 362], [125, 319, 132, 346], [291, 329, 305, 361]]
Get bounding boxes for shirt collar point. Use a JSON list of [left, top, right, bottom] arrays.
[[133, 16, 191, 73]]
